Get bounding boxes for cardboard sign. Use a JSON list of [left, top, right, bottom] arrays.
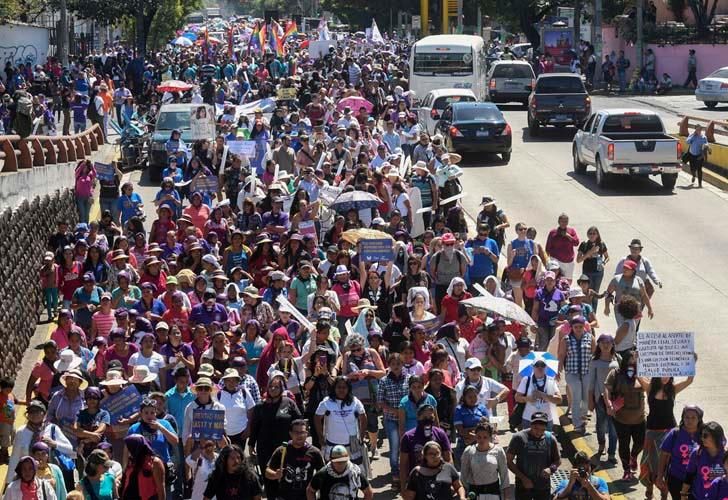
[[191, 175, 219, 194], [359, 238, 394, 262], [95, 162, 115, 181], [276, 87, 297, 100], [299, 220, 317, 243], [101, 385, 142, 423], [227, 140, 256, 156], [637, 331, 695, 377], [191, 409, 226, 440]]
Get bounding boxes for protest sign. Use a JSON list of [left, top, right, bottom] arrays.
[[190, 105, 216, 140], [276, 295, 315, 331], [359, 239, 394, 262], [637, 331, 695, 377], [191, 409, 226, 440], [227, 140, 256, 156], [101, 385, 142, 422], [191, 175, 219, 194], [95, 162, 115, 181], [439, 192, 466, 206], [319, 185, 343, 206], [299, 220, 317, 243], [277, 87, 297, 100]]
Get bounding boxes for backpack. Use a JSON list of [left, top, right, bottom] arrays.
[[87, 94, 100, 122], [434, 250, 465, 269], [16, 94, 33, 117]]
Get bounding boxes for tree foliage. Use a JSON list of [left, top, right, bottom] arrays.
[[687, 0, 719, 35]]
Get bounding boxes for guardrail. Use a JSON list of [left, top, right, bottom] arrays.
[[678, 115, 728, 143], [0, 124, 105, 173]]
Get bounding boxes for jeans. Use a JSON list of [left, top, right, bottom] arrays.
[[565, 372, 589, 429], [614, 419, 646, 470], [618, 71, 627, 92], [76, 196, 92, 223], [44, 287, 59, 318], [585, 270, 604, 310], [74, 121, 86, 134], [383, 418, 400, 475], [595, 397, 617, 456], [99, 197, 119, 223]]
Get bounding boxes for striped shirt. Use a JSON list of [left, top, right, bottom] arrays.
[[376, 371, 410, 420], [92, 310, 115, 338]]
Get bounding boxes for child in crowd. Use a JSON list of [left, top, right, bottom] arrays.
[[0, 376, 16, 464], [40, 251, 60, 321]]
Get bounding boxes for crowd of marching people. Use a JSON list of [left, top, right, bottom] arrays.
[[0, 15, 718, 500]]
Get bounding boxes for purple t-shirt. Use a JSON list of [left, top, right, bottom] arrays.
[[661, 428, 700, 481], [707, 477, 728, 500], [686, 448, 726, 500], [159, 343, 194, 387], [400, 425, 452, 475], [189, 303, 229, 326], [535, 287, 566, 327]]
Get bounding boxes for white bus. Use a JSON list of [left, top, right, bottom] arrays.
[[409, 35, 488, 102]]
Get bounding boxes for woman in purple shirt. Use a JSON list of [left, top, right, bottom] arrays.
[[707, 455, 728, 500], [681, 421, 726, 500], [657, 405, 704, 499]]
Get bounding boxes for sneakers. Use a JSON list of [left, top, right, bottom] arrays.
[[370, 446, 379, 459], [597, 444, 605, 456], [607, 455, 618, 464]]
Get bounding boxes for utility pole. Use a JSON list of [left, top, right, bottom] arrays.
[[58, 0, 68, 66], [593, 0, 602, 86], [636, 0, 644, 71]]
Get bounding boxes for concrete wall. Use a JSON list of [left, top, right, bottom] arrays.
[[601, 26, 728, 83], [0, 23, 50, 69], [0, 161, 76, 211]]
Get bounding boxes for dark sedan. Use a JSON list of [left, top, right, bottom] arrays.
[[435, 102, 512, 162]]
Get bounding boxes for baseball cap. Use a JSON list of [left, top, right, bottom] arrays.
[[516, 337, 532, 348], [465, 357, 482, 370], [330, 445, 350, 463], [623, 260, 637, 271], [530, 411, 549, 424]]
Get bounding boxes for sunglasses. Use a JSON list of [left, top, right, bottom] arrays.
[[444, 243, 455, 247], [517, 227, 527, 232], [196, 387, 211, 392]]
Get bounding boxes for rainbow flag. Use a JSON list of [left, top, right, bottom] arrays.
[[259, 21, 267, 54], [284, 20, 298, 41], [270, 20, 285, 56], [249, 21, 262, 52]]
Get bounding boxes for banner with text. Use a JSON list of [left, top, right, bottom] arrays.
[[637, 331, 695, 377], [191, 409, 226, 440], [101, 385, 142, 423], [359, 239, 394, 262]]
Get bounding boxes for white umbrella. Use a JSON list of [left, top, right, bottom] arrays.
[[174, 36, 193, 47], [462, 292, 536, 327]]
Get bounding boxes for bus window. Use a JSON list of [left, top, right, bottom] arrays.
[[413, 52, 473, 76]]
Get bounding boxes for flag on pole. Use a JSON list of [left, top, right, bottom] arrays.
[[270, 20, 286, 56], [371, 18, 384, 44], [249, 21, 262, 52], [318, 18, 330, 40], [284, 20, 298, 41]]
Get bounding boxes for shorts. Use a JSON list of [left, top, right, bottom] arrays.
[[364, 404, 379, 433]]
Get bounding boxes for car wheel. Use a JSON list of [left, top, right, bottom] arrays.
[[595, 157, 610, 188], [528, 114, 539, 136], [705, 101, 718, 109], [501, 152, 511, 162], [661, 173, 678, 191], [573, 146, 587, 174]]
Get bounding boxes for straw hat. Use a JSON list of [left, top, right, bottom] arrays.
[[99, 370, 127, 387], [128, 365, 156, 384], [220, 368, 242, 381], [53, 349, 82, 372], [351, 298, 378, 313], [60, 369, 89, 390]]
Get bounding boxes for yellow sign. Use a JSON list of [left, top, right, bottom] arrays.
[[277, 87, 297, 100]]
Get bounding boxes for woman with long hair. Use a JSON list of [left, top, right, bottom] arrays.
[[402, 440, 465, 500], [314, 376, 367, 464], [577, 226, 609, 310], [461, 422, 510, 499], [120, 434, 165, 500], [83, 245, 109, 289], [4, 456, 58, 500], [79, 449, 117, 500], [236, 197, 262, 234], [59, 245, 83, 309], [256, 327, 298, 389], [203, 445, 262, 500], [383, 303, 413, 354], [588, 334, 620, 463], [655, 405, 705, 500], [680, 422, 726, 500], [453, 385, 491, 464], [304, 345, 336, 448]]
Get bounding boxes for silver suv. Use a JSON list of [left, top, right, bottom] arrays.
[[486, 60, 536, 106]]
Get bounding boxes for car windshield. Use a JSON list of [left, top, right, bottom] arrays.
[[536, 77, 585, 94], [492, 65, 534, 79], [601, 114, 663, 133], [708, 69, 728, 79], [433, 95, 476, 110], [455, 106, 503, 122], [156, 111, 191, 131], [413, 52, 473, 76]]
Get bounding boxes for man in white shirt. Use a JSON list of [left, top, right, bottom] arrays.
[[216, 368, 255, 448], [455, 358, 510, 413], [337, 107, 356, 130]]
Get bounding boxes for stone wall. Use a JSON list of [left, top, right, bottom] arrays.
[[0, 188, 77, 379]]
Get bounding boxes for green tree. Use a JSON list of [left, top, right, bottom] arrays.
[[687, 0, 718, 36]]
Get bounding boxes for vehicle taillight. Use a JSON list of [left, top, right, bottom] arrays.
[[502, 124, 512, 135], [585, 96, 591, 108], [607, 143, 615, 161], [489, 79, 496, 89], [677, 141, 683, 159], [430, 108, 439, 118], [721, 83, 728, 89], [449, 126, 463, 137]]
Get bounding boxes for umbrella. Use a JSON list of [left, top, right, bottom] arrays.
[[337, 96, 374, 115], [518, 352, 559, 378], [341, 229, 394, 245], [173, 36, 193, 46], [461, 292, 536, 327], [197, 37, 223, 45], [182, 32, 197, 41], [156, 80, 194, 93], [329, 191, 382, 213]]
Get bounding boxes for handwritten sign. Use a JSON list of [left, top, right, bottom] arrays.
[[101, 385, 142, 422], [227, 140, 256, 156], [276, 87, 297, 100], [191, 409, 226, 440], [191, 175, 219, 194], [319, 185, 343, 206], [637, 331, 695, 377], [95, 162, 115, 181], [359, 239, 394, 262]]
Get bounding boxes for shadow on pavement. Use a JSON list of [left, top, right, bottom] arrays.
[[520, 127, 578, 144], [566, 171, 677, 197], [459, 153, 510, 168]]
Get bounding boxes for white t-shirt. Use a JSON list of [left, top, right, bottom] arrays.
[[216, 388, 255, 435], [402, 360, 425, 378], [185, 454, 217, 500], [455, 376, 507, 408], [615, 318, 638, 352], [394, 192, 411, 217], [516, 375, 559, 423], [315, 397, 365, 445], [128, 351, 166, 384]]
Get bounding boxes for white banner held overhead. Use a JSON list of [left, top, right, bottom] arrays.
[[637, 331, 696, 377], [276, 295, 315, 332]]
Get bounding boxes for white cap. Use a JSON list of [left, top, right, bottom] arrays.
[[465, 357, 483, 370], [155, 321, 170, 331]]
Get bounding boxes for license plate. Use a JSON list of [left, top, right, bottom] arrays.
[[553, 114, 568, 121], [476, 130, 489, 137], [505, 81, 519, 87]]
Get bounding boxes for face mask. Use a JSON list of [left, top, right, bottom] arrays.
[[626, 367, 636, 378], [444, 246, 454, 257]]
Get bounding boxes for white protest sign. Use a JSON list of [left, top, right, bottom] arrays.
[[439, 192, 466, 205], [282, 194, 294, 213], [276, 295, 315, 332], [416, 206, 433, 215], [219, 145, 229, 170], [227, 140, 256, 156], [637, 331, 695, 377], [273, 163, 280, 183], [345, 320, 355, 339], [399, 154, 411, 178], [319, 185, 343, 206], [474, 283, 489, 297], [335, 159, 345, 178]]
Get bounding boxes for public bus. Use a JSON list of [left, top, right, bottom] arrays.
[[409, 34, 488, 102]]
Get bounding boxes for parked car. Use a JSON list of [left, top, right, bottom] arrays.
[[572, 109, 682, 190], [527, 73, 591, 135], [148, 103, 215, 182], [416, 88, 477, 135], [695, 66, 728, 109], [486, 60, 536, 105], [435, 101, 512, 162]]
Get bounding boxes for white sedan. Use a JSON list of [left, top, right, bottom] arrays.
[[696, 67, 728, 108]]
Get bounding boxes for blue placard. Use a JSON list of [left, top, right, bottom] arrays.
[[100, 385, 142, 422], [359, 238, 394, 262], [95, 162, 115, 181], [191, 409, 226, 440]]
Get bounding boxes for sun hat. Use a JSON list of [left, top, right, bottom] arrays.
[[193, 377, 215, 391], [128, 365, 156, 384], [412, 161, 428, 172], [60, 368, 88, 390], [54, 349, 82, 371], [242, 286, 261, 299], [334, 265, 349, 276], [220, 368, 242, 381], [197, 363, 215, 378], [351, 298, 378, 313], [569, 288, 585, 299]]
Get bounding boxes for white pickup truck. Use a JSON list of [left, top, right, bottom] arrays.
[[572, 109, 683, 190]]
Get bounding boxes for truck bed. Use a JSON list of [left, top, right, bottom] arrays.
[[601, 133, 674, 141]]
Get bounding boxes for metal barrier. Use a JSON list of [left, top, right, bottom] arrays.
[[678, 115, 728, 143], [0, 124, 104, 173]]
